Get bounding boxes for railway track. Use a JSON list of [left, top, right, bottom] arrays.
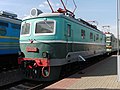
[[0, 53, 114, 90], [0, 66, 18, 73], [1, 80, 55, 90]]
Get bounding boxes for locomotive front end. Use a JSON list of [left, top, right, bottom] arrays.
[[105, 32, 117, 54], [18, 8, 62, 81]]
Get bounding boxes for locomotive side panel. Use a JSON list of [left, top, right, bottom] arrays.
[[62, 17, 106, 59], [0, 21, 20, 55]]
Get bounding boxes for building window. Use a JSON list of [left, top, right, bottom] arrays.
[[90, 32, 93, 39], [81, 29, 85, 39]]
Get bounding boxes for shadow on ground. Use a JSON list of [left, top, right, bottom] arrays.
[[69, 56, 117, 78]]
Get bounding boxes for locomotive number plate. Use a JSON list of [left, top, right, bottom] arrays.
[[26, 46, 38, 52]]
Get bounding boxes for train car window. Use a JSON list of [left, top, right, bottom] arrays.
[[94, 35, 96, 41], [0, 28, 7, 36], [11, 24, 21, 30], [90, 32, 93, 39], [81, 29, 85, 39], [111, 37, 113, 42], [35, 21, 54, 34], [96, 34, 99, 40], [67, 24, 71, 37], [106, 42, 111, 46], [0, 22, 8, 27], [21, 23, 30, 35]]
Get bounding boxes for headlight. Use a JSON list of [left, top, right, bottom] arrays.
[[42, 52, 49, 58]]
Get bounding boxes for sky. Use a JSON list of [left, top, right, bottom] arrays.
[[0, 0, 117, 37]]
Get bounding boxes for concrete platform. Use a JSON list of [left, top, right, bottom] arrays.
[[44, 55, 120, 90]]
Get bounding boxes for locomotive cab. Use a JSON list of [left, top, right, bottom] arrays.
[[18, 8, 65, 80], [105, 32, 117, 54]]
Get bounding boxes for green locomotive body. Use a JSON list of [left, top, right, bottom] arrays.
[[18, 8, 106, 81]]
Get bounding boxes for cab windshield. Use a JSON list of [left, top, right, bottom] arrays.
[[35, 21, 54, 34], [106, 37, 111, 41], [21, 23, 30, 35], [106, 42, 111, 46]]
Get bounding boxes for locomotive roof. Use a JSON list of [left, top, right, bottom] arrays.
[[23, 13, 104, 34], [105, 32, 114, 36], [0, 15, 21, 24], [23, 13, 63, 20]]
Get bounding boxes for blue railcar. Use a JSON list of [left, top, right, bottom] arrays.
[[0, 11, 21, 67]]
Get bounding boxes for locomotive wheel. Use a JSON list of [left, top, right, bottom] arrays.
[[42, 66, 50, 78]]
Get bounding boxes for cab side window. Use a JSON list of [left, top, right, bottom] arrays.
[[81, 29, 85, 39], [0, 22, 8, 36], [67, 24, 71, 37]]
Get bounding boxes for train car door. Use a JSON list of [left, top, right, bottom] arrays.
[[65, 23, 73, 53]]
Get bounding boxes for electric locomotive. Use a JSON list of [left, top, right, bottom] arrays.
[[0, 11, 21, 68], [105, 32, 117, 54], [18, 0, 106, 81]]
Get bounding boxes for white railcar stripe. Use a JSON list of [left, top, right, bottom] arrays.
[[20, 40, 106, 45]]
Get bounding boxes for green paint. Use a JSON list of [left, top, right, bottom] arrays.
[[20, 14, 106, 59]]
